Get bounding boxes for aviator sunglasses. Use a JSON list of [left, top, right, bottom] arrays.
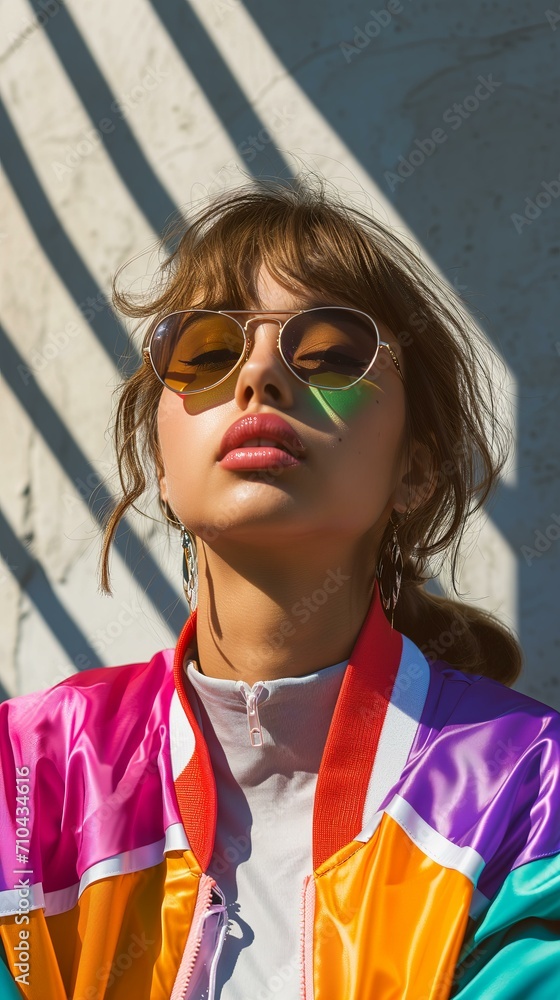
[[142, 306, 404, 394]]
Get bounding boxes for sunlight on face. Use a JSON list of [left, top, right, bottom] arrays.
[[156, 265, 409, 559], [309, 378, 383, 421]]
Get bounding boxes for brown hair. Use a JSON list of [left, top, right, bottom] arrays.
[[100, 176, 522, 685]]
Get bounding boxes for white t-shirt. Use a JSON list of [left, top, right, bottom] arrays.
[[184, 655, 350, 1000]]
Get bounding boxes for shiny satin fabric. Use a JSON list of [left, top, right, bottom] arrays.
[[1, 852, 201, 999], [311, 814, 473, 1000], [0, 651, 182, 899], [0, 954, 22, 998], [402, 665, 560, 899], [452, 851, 560, 997]]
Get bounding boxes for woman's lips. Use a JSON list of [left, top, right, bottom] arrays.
[[218, 415, 306, 462], [218, 418, 306, 470], [218, 445, 302, 470]]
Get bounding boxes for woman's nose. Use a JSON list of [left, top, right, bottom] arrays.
[[233, 318, 296, 404], [241, 318, 283, 362]]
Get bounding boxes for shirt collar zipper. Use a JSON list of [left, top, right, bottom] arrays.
[[239, 683, 265, 747]]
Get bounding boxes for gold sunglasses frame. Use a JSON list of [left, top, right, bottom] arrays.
[[142, 306, 404, 394]]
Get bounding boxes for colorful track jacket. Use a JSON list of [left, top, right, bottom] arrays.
[[1, 585, 560, 999]]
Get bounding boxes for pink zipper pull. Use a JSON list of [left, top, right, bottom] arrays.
[[240, 683, 265, 747], [171, 875, 227, 1000]]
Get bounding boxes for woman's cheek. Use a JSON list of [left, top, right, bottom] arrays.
[[157, 394, 196, 486], [309, 381, 376, 420]]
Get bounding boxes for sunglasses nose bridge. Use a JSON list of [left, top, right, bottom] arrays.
[[240, 316, 285, 360]]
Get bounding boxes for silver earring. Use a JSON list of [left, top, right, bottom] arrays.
[[160, 499, 198, 612], [377, 510, 410, 628], [180, 525, 198, 612]]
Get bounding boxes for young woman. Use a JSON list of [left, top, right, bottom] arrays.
[[1, 179, 559, 1000]]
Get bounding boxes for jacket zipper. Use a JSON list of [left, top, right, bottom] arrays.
[[170, 874, 227, 1000], [239, 683, 265, 747], [300, 874, 315, 1000]]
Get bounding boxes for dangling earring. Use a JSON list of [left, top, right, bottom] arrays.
[[159, 498, 198, 612], [377, 509, 411, 628], [180, 525, 198, 612]]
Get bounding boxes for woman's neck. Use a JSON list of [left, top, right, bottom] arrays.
[[191, 538, 378, 683]]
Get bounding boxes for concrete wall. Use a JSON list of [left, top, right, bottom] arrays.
[[1, 0, 559, 705]]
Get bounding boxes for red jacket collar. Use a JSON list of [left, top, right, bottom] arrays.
[[172, 582, 402, 871]]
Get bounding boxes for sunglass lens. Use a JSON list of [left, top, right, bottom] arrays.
[[150, 312, 245, 392], [281, 308, 379, 388]]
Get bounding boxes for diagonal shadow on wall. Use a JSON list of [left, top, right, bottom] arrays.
[[0, 97, 137, 377], [25, 0, 181, 240], [147, 0, 296, 184], [0, 324, 187, 648], [0, 507, 105, 697]]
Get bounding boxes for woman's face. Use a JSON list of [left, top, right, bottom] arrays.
[[157, 264, 410, 561]]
